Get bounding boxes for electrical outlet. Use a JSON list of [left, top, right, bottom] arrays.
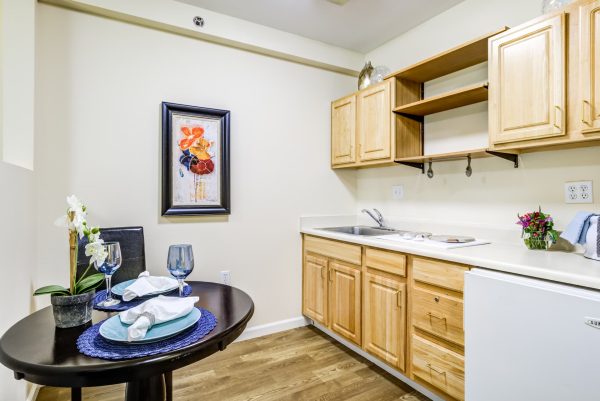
[[564, 181, 593, 204], [220, 270, 231, 285], [392, 185, 404, 200]]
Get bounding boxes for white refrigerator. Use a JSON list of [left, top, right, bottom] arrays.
[[465, 268, 600, 401]]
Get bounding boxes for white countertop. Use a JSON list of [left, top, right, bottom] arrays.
[[301, 223, 600, 291]]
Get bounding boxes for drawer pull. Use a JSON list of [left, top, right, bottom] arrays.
[[427, 312, 447, 323], [434, 296, 440, 303], [427, 363, 447, 377]]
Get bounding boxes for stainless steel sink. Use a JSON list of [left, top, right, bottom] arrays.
[[317, 226, 400, 236]]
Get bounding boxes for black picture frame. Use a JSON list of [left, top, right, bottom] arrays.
[[161, 102, 230, 216]]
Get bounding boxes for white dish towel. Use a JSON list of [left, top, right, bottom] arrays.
[[122, 271, 179, 301], [119, 295, 200, 341]]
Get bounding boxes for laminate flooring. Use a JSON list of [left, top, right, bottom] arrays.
[[37, 326, 430, 401]]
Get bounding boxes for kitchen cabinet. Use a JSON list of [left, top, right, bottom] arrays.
[[331, 94, 357, 166], [410, 256, 468, 401], [302, 236, 362, 344], [329, 260, 361, 345], [302, 235, 470, 401], [302, 253, 328, 325], [330, 81, 394, 168], [357, 80, 392, 162], [363, 272, 406, 370], [580, 0, 600, 133], [489, 13, 566, 145]]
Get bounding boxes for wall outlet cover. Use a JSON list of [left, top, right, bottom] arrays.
[[220, 270, 231, 285], [392, 185, 404, 200], [564, 181, 593, 204]]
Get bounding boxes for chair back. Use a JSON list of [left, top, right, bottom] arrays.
[[77, 226, 146, 289]]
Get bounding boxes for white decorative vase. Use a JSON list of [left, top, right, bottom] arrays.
[[584, 216, 600, 261]]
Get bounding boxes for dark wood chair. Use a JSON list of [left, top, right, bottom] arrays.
[[76, 226, 146, 289]]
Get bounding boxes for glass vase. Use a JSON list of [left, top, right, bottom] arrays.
[[524, 233, 551, 250]]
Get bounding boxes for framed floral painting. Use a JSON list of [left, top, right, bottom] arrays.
[[161, 102, 230, 215]]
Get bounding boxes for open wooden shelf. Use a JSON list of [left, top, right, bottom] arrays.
[[393, 82, 488, 117], [394, 148, 520, 171], [395, 148, 491, 163], [386, 27, 508, 83]]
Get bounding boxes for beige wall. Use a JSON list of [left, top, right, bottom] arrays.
[[359, 0, 600, 231], [0, 163, 35, 401], [34, 4, 357, 326], [1, 0, 35, 169]]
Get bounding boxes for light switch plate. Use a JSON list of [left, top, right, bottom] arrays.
[[564, 181, 593, 204], [392, 185, 404, 200]]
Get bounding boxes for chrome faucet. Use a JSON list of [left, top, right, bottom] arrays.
[[362, 208, 385, 228]]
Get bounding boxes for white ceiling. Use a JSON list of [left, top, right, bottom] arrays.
[[175, 0, 465, 53]]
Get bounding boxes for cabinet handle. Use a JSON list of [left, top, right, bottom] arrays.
[[582, 100, 592, 126], [321, 266, 326, 279], [554, 105, 562, 131], [427, 363, 447, 377], [427, 312, 447, 323], [328, 268, 333, 282], [396, 290, 402, 308]]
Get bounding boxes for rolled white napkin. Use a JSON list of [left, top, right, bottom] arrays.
[[122, 271, 179, 301], [119, 295, 200, 341]]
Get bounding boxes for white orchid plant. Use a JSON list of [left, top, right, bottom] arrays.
[[34, 195, 108, 297]]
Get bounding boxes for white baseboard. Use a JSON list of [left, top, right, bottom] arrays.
[[26, 384, 41, 401], [311, 321, 445, 401], [235, 316, 309, 342]]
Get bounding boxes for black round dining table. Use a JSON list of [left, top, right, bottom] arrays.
[[0, 281, 254, 401]]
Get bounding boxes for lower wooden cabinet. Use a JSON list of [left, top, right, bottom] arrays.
[[363, 272, 406, 370], [302, 253, 328, 325], [329, 261, 361, 344], [411, 335, 465, 401], [302, 235, 469, 401]]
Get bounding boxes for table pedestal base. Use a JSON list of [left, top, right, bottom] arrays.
[[125, 373, 169, 401]]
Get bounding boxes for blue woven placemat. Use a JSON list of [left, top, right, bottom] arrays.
[[76, 308, 217, 360], [93, 285, 193, 312]]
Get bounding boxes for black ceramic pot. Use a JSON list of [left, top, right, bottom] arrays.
[[50, 291, 95, 328]]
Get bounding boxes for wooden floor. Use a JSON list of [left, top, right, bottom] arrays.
[[37, 326, 430, 401]]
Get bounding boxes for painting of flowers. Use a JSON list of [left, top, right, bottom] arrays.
[[161, 102, 230, 215]]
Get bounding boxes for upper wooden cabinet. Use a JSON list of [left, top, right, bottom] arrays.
[[489, 13, 566, 145], [331, 94, 357, 166], [331, 80, 394, 168], [358, 81, 392, 162], [580, 0, 600, 133]]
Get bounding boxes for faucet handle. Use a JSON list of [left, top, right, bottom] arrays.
[[373, 209, 383, 221]]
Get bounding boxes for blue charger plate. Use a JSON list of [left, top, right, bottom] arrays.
[[99, 308, 202, 344], [111, 278, 179, 298]]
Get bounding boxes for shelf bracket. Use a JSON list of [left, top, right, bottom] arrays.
[[485, 150, 519, 168], [396, 161, 425, 173]]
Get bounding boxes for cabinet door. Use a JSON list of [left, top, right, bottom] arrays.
[[363, 272, 406, 370], [302, 253, 328, 325], [329, 261, 361, 345], [580, 1, 600, 133], [358, 81, 391, 162], [489, 14, 566, 144], [331, 94, 357, 166]]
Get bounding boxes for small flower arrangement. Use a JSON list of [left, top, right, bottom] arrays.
[[34, 195, 107, 296], [516, 207, 559, 250]]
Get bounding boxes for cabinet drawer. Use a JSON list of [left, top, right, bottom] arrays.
[[304, 235, 361, 265], [413, 287, 464, 346], [305, 253, 327, 267], [412, 257, 468, 292], [412, 335, 464, 401], [365, 247, 406, 276]]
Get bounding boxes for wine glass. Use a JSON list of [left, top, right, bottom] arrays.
[[94, 242, 122, 307], [167, 244, 194, 296]]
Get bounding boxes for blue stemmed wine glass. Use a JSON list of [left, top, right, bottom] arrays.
[[94, 241, 122, 307], [167, 244, 194, 296]]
